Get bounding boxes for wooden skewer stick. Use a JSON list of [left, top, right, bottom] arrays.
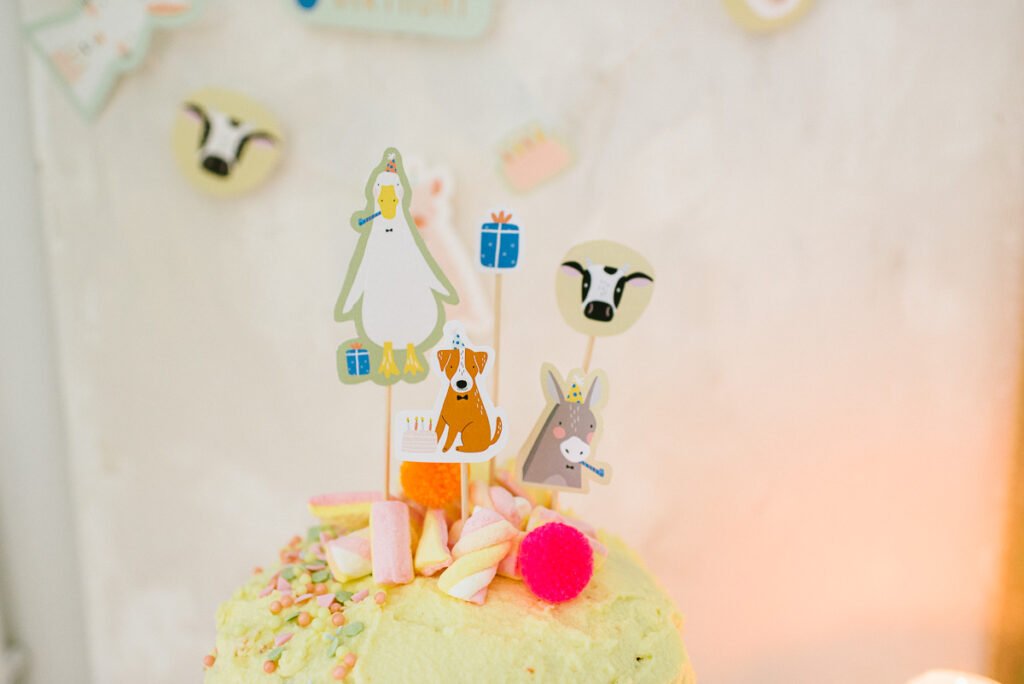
[[582, 335, 596, 374], [384, 383, 392, 500], [461, 463, 470, 522], [489, 273, 504, 484]]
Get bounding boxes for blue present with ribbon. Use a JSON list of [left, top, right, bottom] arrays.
[[345, 344, 370, 376], [479, 210, 520, 270]]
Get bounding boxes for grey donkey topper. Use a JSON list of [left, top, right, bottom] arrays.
[[519, 364, 611, 493]]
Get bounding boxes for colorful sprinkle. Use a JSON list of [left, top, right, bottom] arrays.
[[316, 593, 336, 608], [203, 654, 216, 668], [297, 611, 312, 627], [351, 590, 368, 603], [266, 646, 284, 662], [374, 591, 386, 605], [342, 653, 357, 668], [269, 601, 283, 615], [332, 665, 348, 680], [263, 660, 278, 674], [311, 569, 331, 583], [280, 595, 294, 609], [274, 633, 293, 647], [335, 590, 353, 603], [331, 612, 346, 626], [341, 621, 364, 636]]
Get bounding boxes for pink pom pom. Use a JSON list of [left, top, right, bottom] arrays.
[[519, 522, 594, 603]]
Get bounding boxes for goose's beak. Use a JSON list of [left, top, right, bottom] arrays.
[[377, 185, 399, 219]]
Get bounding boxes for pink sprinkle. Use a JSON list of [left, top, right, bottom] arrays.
[[259, 586, 274, 598], [274, 633, 293, 647], [343, 653, 357, 668], [374, 591, 386, 605], [316, 594, 335, 608], [295, 593, 314, 604], [305, 563, 326, 572], [351, 589, 369, 603], [276, 577, 290, 592]]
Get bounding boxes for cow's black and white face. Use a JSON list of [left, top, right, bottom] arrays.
[[561, 261, 653, 322], [184, 102, 276, 178]]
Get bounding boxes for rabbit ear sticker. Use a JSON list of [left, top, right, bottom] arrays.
[[392, 322, 508, 465], [172, 89, 284, 197], [556, 240, 655, 339], [25, 1, 207, 119], [335, 148, 459, 386], [721, 0, 814, 32], [518, 364, 611, 494]]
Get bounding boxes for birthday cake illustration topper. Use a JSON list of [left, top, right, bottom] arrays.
[[335, 148, 459, 386]]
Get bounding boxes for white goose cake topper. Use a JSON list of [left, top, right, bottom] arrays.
[[335, 148, 459, 385]]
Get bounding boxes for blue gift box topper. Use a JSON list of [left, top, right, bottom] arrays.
[[345, 344, 371, 376], [480, 210, 520, 270]]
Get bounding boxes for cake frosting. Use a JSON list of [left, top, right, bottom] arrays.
[[205, 529, 694, 683]]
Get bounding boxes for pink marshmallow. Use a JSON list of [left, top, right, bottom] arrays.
[[370, 501, 414, 586]]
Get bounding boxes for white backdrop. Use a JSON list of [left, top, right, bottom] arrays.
[[10, 1, 1024, 682]]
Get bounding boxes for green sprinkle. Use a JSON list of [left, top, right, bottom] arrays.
[[335, 591, 353, 604], [285, 613, 299, 623], [281, 566, 298, 581], [267, 647, 284, 662], [311, 569, 331, 583], [307, 526, 322, 543], [341, 622, 364, 637], [325, 636, 340, 657]]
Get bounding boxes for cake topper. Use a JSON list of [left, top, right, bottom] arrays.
[[499, 125, 573, 194], [172, 88, 283, 197], [518, 364, 611, 494], [25, 1, 207, 119], [393, 322, 507, 465], [335, 148, 458, 385], [556, 240, 655, 373]]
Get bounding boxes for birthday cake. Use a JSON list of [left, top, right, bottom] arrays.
[[204, 148, 689, 681], [203, 476, 694, 683]]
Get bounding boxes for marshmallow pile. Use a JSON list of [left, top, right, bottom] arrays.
[[310, 481, 605, 605]]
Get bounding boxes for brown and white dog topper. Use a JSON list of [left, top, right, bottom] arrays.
[[435, 342, 503, 453]]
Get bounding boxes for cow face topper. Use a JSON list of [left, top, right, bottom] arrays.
[[518, 364, 611, 493], [555, 240, 655, 337], [25, 1, 206, 119], [172, 88, 283, 197], [392, 321, 507, 464]]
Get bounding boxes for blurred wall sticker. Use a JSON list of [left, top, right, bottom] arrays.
[[499, 126, 573, 194], [722, 0, 814, 32], [519, 365, 610, 493], [25, 1, 206, 119], [394, 322, 507, 464], [405, 157, 491, 341], [292, 0, 494, 39], [172, 89, 283, 197], [556, 241, 655, 338], [335, 148, 458, 385]]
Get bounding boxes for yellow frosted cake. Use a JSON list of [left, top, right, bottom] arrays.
[[203, 483, 694, 683]]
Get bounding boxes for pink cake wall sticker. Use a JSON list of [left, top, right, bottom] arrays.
[[499, 125, 573, 194], [392, 321, 508, 465]]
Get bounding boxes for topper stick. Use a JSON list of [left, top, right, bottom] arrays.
[[488, 273, 504, 484], [582, 335, 596, 373], [460, 463, 470, 522], [384, 384, 393, 500]]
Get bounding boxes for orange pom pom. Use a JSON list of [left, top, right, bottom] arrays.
[[400, 462, 461, 508]]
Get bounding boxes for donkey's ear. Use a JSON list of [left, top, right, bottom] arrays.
[[544, 370, 563, 405], [584, 375, 603, 409]]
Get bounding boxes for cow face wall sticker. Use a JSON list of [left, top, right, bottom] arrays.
[[519, 364, 610, 494], [555, 240, 655, 338], [172, 88, 283, 197]]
